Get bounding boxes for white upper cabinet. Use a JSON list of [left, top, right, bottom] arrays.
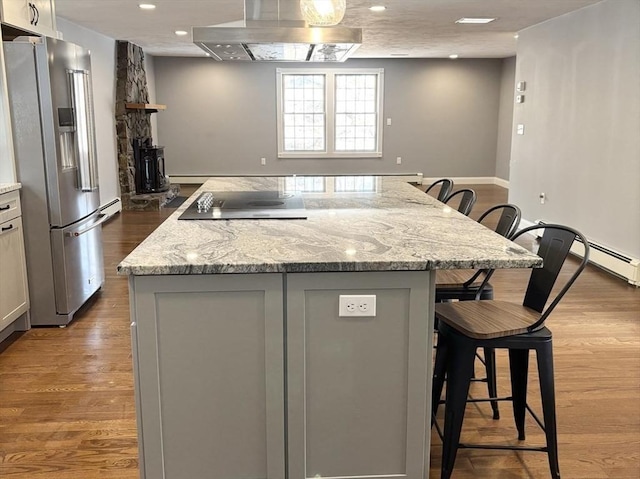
[[1, 0, 57, 38]]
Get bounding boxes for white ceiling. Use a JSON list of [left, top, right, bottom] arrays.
[[54, 0, 602, 58]]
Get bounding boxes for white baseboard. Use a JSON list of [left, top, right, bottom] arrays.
[[170, 174, 506, 187], [420, 176, 509, 188], [493, 177, 509, 188], [100, 197, 122, 218]]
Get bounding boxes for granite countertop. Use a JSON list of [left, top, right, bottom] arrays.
[[0, 183, 21, 195], [117, 176, 541, 276]]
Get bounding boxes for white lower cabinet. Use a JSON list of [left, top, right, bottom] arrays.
[[0, 190, 29, 334]]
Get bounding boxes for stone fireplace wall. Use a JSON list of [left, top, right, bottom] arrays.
[[115, 41, 153, 209]]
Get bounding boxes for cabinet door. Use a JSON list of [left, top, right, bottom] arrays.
[[286, 271, 434, 479], [0, 0, 30, 29], [31, 0, 56, 35], [0, 216, 29, 330], [131, 273, 285, 479]]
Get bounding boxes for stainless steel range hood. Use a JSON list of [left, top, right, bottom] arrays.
[[192, 0, 362, 62]]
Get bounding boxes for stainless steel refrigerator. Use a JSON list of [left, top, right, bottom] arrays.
[[4, 37, 105, 327]]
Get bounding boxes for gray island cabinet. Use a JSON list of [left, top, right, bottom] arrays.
[[118, 176, 541, 479]]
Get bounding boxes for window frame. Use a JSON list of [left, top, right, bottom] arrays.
[[276, 68, 384, 159]]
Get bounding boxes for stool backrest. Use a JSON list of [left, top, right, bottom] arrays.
[[511, 224, 590, 331], [477, 204, 522, 239], [464, 204, 522, 289], [444, 188, 477, 216], [425, 178, 454, 202]]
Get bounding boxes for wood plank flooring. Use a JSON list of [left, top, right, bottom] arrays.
[[0, 183, 638, 478]]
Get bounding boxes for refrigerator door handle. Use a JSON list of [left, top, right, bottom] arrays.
[[69, 69, 99, 192], [65, 213, 108, 237]]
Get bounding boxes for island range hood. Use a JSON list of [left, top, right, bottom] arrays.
[[193, 0, 362, 62]]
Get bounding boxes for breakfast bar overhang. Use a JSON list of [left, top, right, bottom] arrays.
[[117, 176, 541, 479]]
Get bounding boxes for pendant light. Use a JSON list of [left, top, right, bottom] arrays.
[[300, 0, 346, 26]]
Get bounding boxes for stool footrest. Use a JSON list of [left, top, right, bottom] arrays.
[[459, 443, 549, 452]]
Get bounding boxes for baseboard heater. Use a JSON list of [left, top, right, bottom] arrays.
[[536, 220, 640, 287], [100, 197, 122, 220], [169, 173, 425, 184]]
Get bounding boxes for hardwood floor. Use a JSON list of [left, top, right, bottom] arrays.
[[0, 183, 638, 478]]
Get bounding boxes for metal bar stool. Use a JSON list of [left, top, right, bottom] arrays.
[[435, 203, 522, 419], [432, 224, 590, 479]]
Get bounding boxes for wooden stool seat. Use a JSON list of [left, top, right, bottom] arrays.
[[435, 300, 541, 339]]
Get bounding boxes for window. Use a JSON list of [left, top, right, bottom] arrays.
[[282, 176, 379, 193], [284, 176, 327, 193], [277, 69, 384, 158], [334, 175, 377, 192]]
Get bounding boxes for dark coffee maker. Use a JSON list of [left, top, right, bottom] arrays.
[[133, 137, 168, 194]]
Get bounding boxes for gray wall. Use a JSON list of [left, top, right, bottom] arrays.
[[495, 57, 516, 181], [57, 18, 119, 207], [154, 58, 504, 177], [509, 0, 640, 258]]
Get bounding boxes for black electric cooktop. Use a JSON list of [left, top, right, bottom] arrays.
[[178, 191, 307, 220]]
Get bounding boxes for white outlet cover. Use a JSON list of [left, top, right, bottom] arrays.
[[339, 294, 376, 317]]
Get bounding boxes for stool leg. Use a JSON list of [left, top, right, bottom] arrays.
[[432, 327, 450, 421], [536, 341, 561, 479], [484, 347, 500, 419], [441, 338, 476, 479], [508, 349, 530, 440]]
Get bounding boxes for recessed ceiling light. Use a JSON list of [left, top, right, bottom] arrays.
[[138, 3, 156, 9], [514, 33, 519, 39], [449, 54, 459, 59], [369, 5, 386, 12], [175, 30, 188, 36], [455, 17, 496, 24]]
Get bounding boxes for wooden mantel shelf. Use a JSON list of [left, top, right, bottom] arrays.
[[125, 103, 167, 113]]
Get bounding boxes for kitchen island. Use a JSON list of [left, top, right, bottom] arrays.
[[118, 176, 541, 479]]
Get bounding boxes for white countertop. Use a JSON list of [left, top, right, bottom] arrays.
[[0, 183, 21, 195]]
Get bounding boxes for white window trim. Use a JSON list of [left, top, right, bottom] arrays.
[[276, 68, 384, 159]]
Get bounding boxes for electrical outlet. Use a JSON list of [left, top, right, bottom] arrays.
[[539, 192, 546, 204], [339, 295, 376, 317], [261, 157, 266, 166], [396, 157, 402, 165]]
